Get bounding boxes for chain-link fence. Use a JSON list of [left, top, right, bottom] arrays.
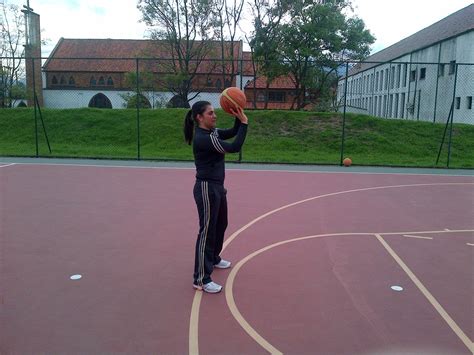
[[1, 56, 473, 167]]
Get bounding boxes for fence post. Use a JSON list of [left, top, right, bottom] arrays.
[[447, 63, 458, 168], [433, 43, 442, 122], [340, 62, 349, 165], [32, 57, 39, 157], [238, 56, 243, 163], [136, 58, 141, 160]]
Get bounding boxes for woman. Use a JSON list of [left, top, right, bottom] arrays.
[[184, 101, 248, 293]]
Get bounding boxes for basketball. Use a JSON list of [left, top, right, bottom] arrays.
[[343, 157, 352, 167], [220, 87, 246, 115]]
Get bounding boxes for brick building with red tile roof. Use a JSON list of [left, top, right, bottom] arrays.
[[41, 37, 300, 110]]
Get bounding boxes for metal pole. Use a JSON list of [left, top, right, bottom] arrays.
[[447, 64, 458, 168], [239, 54, 243, 163], [386, 62, 392, 118], [406, 55, 413, 118], [433, 43, 442, 122], [340, 62, 349, 165], [371, 66, 376, 115], [35, 93, 51, 153], [32, 57, 38, 157], [136, 58, 141, 160], [412, 64, 419, 121], [435, 102, 453, 165]]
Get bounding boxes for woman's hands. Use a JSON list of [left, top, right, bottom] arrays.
[[229, 106, 248, 124]]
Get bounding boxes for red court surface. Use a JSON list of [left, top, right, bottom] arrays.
[[1, 160, 473, 354]]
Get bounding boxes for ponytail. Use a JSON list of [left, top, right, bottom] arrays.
[[183, 101, 211, 145], [184, 110, 194, 145]]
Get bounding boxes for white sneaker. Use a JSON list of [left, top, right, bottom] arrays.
[[214, 259, 231, 269], [193, 281, 222, 293]]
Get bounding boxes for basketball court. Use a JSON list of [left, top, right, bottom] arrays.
[[1, 158, 473, 354]]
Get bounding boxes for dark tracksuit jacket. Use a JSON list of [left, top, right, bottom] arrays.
[[193, 119, 248, 286]]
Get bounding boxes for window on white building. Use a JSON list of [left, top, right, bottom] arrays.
[[410, 70, 416, 82], [455, 97, 460, 109], [438, 64, 445, 77], [391, 66, 395, 89], [396, 64, 401, 88], [419, 68, 426, 80], [402, 64, 407, 87], [449, 61, 456, 75], [467, 96, 472, 110]]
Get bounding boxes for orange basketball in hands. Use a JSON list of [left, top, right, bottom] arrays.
[[220, 87, 246, 115]]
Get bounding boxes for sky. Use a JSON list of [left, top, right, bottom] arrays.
[[3, 0, 473, 57]]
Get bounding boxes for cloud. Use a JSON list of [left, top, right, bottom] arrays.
[[352, 0, 473, 54], [5, 0, 473, 58], [90, 5, 106, 16]]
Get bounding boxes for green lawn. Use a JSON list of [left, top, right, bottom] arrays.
[[1, 108, 473, 168]]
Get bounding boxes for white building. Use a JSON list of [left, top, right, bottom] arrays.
[[337, 4, 473, 124]]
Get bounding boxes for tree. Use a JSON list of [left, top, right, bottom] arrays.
[[276, 0, 375, 109], [249, 0, 290, 109], [121, 70, 153, 108], [0, 3, 25, 108], [138, 0, 220, 107], [215, 0, 244, 90]]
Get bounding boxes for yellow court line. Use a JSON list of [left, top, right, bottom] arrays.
[[226, 232, 372, 354], [375, 234, 474, 353], [224, 230, 474, 354], [189, 292, 202, 355], [188, 182, 474, 355], [403, 234, 434, 240], [0, 163, 15, 168]]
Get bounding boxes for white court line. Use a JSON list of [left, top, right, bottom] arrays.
[[2, 161, 474, 177], [0, 163, 16, 168], [467, 243, 474, 247], [403, 234, 434, 240]]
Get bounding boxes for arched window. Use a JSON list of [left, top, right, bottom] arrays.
[[225, 79, 231, 88], [216, 79, 222, 90], [126, 94, 151, 109], [60, 76, 66, 85], [168, 95, 190, 108], [90, 76, 97, 86], [52, 76, 58, 85], [107, 77, 114, 86], [206, 77, 213, 87], [98, 76, 105, 86], [69, 76, 75, 85], [88, 93, 112, 109]]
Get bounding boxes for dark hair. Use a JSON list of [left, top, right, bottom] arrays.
[[184, 101, 211, 145]]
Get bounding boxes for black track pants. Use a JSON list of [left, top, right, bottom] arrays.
[[193, 180, 228, 286]]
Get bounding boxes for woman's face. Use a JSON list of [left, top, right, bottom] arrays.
[[197, 105, 217, 130]]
